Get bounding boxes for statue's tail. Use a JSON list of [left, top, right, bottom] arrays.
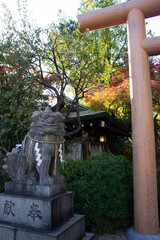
[[3, 146, 21, 177]]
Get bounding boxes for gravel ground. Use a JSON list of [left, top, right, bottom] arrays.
[[93, 230, 127, 240]]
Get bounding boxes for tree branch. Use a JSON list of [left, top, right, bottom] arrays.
[[112, 36, 127, 68]]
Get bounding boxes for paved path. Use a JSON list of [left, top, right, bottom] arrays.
[[93, 230, 126, 240]]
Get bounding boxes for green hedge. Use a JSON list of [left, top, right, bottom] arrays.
[[0, 172, 10, 192], [61, 152, 133, 234], [1, 152, 160, 233], [0, 160, 10, 192]]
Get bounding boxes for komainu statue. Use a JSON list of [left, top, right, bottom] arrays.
[[3, 107, 65, 186]]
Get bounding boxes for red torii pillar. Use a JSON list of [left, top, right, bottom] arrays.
[[78, 0, 160, 238]]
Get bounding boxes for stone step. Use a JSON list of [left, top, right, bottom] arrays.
[[82, 232, 95, 239], [0, 214, 86, 240]]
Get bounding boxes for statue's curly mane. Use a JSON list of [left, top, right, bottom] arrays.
[[29, 108, 65, 141]]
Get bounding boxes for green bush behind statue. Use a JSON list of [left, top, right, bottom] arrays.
[[0, 161, 10, 192], [60, 152, 133, 234]]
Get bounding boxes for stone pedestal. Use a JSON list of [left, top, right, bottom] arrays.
[[0, 183, 94, 240], [0, 192, 73, 229], [5, 181, 66, 197], [126, 227, 160, 240]]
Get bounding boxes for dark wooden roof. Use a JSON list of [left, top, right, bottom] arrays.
[[67, 110, 131, 137]]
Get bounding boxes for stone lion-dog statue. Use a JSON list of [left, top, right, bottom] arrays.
[[3, 107, 65, 186]]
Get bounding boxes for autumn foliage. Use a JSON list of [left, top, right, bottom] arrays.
[[84, 56, 160, 120], [84, 78, 131, 119]]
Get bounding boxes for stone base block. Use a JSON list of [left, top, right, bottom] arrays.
[[0, 214, 88, 240], [82, 233, 95, 240], [0, 192, 73, 230], [5, 181, 66, 197], [126, 227, 160, 240]]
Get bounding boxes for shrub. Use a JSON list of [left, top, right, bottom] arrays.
[[0, 172, 10, 193], [61, 152, 133, 234], [0, 160, 10, 193]]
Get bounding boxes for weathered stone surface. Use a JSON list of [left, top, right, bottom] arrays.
[[0, 192, 73, 230], [0, 214, 87, 240], [3, 107, 66, 186], [5, 181, 66, 197], [0, 224, 15, 240]]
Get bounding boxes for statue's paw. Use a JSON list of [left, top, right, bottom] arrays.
[[26, 176, 37, 184], [39, 175, 54, 186], [19, 176, 37, 185]]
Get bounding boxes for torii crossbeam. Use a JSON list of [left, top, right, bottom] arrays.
[[78, 0, 160, 239]]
